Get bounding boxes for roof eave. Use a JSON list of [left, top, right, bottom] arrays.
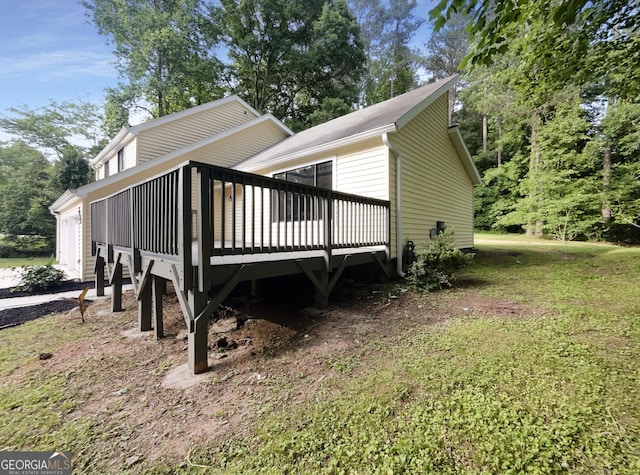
[[233, 123, 396, 172], [65, 114, 287, 199], [89, 127, 133, 168], [396, 75, 460, 130], [49, 189, 81, 213]]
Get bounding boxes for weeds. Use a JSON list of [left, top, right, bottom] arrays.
[[406, 229, 474, 292]]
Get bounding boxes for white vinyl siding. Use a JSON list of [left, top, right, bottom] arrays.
[[391, 93, 475, 250], [335, 143, 388, 200], [123, 140, 137, 170]]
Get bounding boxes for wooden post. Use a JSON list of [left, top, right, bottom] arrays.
[[153, 276, 164, 339], [314, 269, 329, 309], [95, 255, 105, 297], [188, 288, 208, 374], [111, 260, 124, 312], [315, 191, 331, 309], [138, 277, 152, 331]]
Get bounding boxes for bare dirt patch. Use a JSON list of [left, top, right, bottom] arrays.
[[4, 279, 543, 471]]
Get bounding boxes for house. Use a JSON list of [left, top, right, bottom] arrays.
[[233, 75, 481, 273], [50, 96, 294, 281], [51, 74, 480, 374]]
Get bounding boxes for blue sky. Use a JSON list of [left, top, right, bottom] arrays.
[[0, 0, 436, 123], [0, 0, 117, 115]]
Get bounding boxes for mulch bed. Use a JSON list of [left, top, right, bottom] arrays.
[[0, 280, 94, 330], [0, 300, 80, 330], [0, 280, 91, 300]]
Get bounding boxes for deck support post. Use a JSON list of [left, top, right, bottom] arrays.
[[138, 276, 153, 332], [314, 269, 329, 309], [111, 260, 124, 312], [188, 289, 209, 374], [153, 276, 165, 339], [95, 255, 105, 297]]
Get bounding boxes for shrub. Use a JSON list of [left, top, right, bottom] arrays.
[[406, 230, 474, 292], [0, 235, 54, 258], [12, 264, 66, 293]]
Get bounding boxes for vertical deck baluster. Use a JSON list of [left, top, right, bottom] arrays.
[[220, 177, 226, 255], [251, 183, 256, 253], [242, 181, 247, 254], [231, 179, 237, 253]]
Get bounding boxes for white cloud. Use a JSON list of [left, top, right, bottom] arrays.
[[0, 49, 116, 81]]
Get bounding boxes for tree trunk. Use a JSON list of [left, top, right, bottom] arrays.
[[527, 109, 543, 236], [482, 114, 488, 153], [497, 114, 503, 166], [602, 139, 612, 223]]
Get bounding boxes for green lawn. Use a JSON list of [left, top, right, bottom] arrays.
[[0, 257, 53, 268], [190, 234, 640, 474], [1, 234, 638, 473]]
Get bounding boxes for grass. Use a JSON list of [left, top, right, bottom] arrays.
[[0, 257, 53, 268], [186, 235, 640, 474], [0, 233, 638, 473]]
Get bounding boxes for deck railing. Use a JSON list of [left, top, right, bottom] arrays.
[[91, 161, 390, 272]]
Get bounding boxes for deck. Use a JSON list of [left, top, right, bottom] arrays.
[[90, 161, 391, 373]]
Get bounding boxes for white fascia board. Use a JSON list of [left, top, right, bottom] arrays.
[[448, 126, 482, 185], [49, 189, 80, 213], [130, 95, 261, 134], [396, 75, 460, 130], [89, 127, 133, 168], [234, 123, 396, 173]]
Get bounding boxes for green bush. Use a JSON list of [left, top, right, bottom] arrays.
[[12, 264, 66, 293], [406, 230, 474, 292], [0, 235, 54, 258]]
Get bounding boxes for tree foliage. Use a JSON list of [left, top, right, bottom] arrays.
[[84, 0, 223, 118], [429, 0, 640, 99], [428, 0, 640, 242], [350, 0, 422, 105], [216, 0, 365, 131], [0, 101, 104, 159], [0, 141, 55, 238]]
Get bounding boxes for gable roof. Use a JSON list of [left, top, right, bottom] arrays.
[[233, 75, 459, 172], [90, 95, 265, 167], [50, 114, 291, 213]]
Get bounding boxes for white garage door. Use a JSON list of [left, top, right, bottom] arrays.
[[59, 217, 79, 272]]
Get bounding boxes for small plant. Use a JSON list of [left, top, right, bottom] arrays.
[[406, 229, 474, 292], [11, 264, 66, 293], [64, 288, 90, 323]]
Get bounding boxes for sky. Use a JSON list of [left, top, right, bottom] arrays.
[[0, 0, 436, 132], [0, 0, 117, 115]]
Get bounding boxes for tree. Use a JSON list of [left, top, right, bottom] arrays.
[[84, 0, 223, 118], [216, 0, 365, 130], [601, 100, 640, 238], [429, 0, 640, 100], [51, 145, 93, 194], [351, 0, 423, 105], [0, 142, 55, 238], [0, 100, 104, 160], [420, 11, 469, 125]]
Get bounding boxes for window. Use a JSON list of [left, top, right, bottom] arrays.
[[272, 161, 333, 221], [104, 160, 110, 178], [273, 160, 333, 189], [117, 148, 124, 172]]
